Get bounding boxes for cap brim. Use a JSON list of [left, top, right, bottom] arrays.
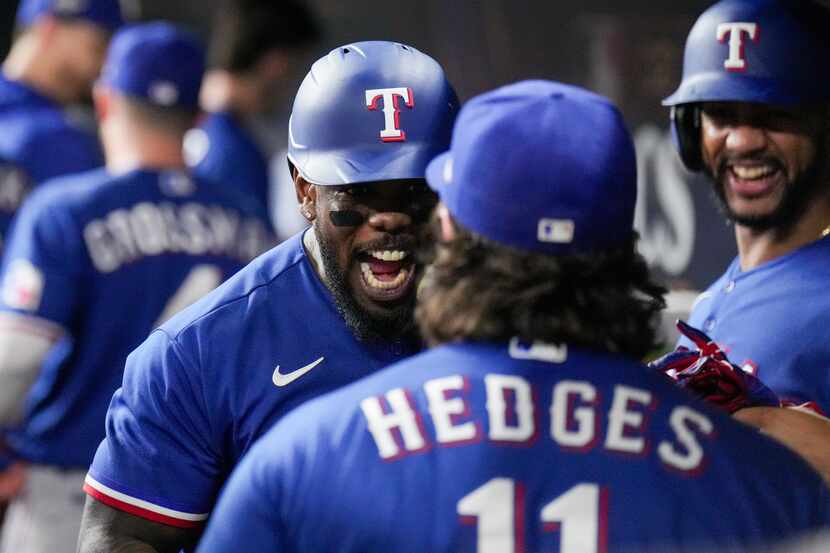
[[289, 143, 444, 186], [662, 72, 815, 106]]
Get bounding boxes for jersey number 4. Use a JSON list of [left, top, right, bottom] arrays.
[[154, 265, 223, 327], [458, 479, 607, 553]]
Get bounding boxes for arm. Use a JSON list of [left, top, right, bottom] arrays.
[[0, 185, 79, 426], [80, 330, 218, 551], [734, 406, 830, 484], [78, 496, 199, 553], [0, 319, 59, 425]]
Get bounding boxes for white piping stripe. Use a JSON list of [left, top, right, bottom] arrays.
[[84, 475, 208, 521]]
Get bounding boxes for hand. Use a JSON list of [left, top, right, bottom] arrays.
[[0, 461, 26, 501], [648, 320, 780, 414]]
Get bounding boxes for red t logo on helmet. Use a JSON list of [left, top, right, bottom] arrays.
[[365, 87, 415, 142], [716, 22, 759, 72]]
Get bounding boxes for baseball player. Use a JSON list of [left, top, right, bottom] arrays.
[[0, 0, 123, 520], [195, 80, 830, 553], [185, 0, 319, 218], [0, 23, 274, 553], [0, 0, 124, 245], [656, 0, 830, 480], [77, 41, 457, 553]]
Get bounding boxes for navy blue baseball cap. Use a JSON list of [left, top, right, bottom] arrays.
[[99, 22, 205, 109], [16, 0, 125, 32], [426, 80, 637, 255]]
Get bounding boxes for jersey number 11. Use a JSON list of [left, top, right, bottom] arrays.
[[457, 479, 607, 553]]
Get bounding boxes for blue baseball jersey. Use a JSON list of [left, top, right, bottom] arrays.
[[0, 168, 274, 469], [187, 111, 270, 212], [0, 75, 103, 244], [84, 231, 417, 532], [680, 237, 830, 413], [196, 341, 830, 553]]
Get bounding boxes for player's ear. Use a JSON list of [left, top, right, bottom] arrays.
[[92, 84, 110, 122], [294, 171, 316, 222], [32, 14, 59, 45]]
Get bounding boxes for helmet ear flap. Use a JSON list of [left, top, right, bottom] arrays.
[[670, 105, 704, 172]]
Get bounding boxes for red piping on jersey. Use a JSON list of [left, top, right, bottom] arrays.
[[83, 483, 203, 529]]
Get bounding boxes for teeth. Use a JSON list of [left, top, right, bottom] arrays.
[[369, 250, 407, 261], [732, 165, 775, 180], [361, 263, 409, 290]]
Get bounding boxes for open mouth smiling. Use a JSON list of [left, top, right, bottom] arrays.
[[355, 248, 417, 302]]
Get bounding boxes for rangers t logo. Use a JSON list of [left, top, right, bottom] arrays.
[[365, 87, 414, 142], [716, 22, 759, 72]]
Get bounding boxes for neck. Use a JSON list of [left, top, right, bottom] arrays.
[[199, 70, 260, 117], [3, 40, 64, 104], [735, 194, 830, 270], [302, 227, 327, 282], [103, 121, 187, 175]]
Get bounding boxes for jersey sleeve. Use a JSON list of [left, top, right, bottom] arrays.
[[84, 329, 221, 528], [0, 189, 81, 334]]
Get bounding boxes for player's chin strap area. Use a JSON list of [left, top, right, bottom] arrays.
[[302, 228, 327, 283]]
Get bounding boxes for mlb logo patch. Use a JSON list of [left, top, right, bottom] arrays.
[[2, 259, 44, 312], [537, 218, 574, 244]]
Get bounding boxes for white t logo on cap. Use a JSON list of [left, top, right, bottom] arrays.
[[538, 218, 574, 244], [365, 87, 414, 142], [716, 22, 759, 72]]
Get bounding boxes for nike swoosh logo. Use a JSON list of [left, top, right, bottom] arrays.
[[272, 357, 325, 387]]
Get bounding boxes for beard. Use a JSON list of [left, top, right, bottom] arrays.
[[709, 145, 829, 237], [314, 222, 419, 344]]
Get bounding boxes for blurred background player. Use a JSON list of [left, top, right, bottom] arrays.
[[195, 79, 830, 553], [0, 22, 273, 553], [77, 40, 457, 553], [184, 0, 319, 230], [0, 0, 125, 245], [0, 0, 124, 525], [659, 0, 830, 479]]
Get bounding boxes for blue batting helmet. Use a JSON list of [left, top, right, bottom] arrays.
[[663, 0, 830, 171], [287, 41, 458, 186]]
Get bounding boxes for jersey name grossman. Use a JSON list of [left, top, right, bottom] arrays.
[[83, 201, 271, 273], [362, 374, 713, 474]]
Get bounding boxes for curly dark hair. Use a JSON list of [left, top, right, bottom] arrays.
[[416, 216, 666, 359]]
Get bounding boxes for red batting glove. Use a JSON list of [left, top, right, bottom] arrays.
[[648, 320, 780, 414]]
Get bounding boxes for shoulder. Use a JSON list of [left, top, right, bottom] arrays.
[[187, 112, 264, 169], [17, 168, 111, 217], [190, 174, 269, 218], [0, 112, 101, 182], [13, 109, 98, 157]]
